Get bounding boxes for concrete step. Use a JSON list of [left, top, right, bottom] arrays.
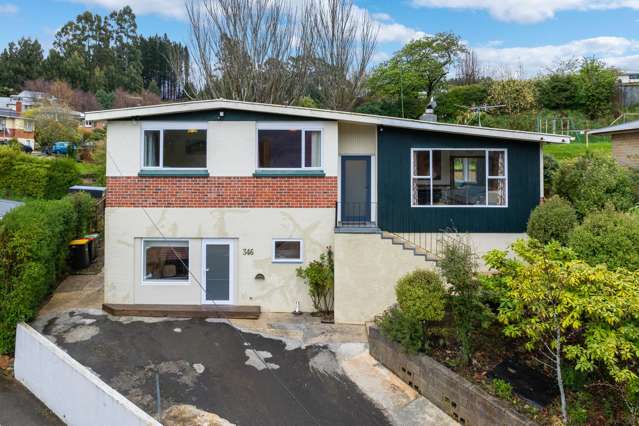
[[380, 232, 438, 262]]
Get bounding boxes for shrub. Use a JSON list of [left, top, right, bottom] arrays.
[[553, 153, 635, 217], [568, 209, 639, 270], [296, 246, 334, 314], [492, 378, 513, 401], [0, 146, 79, 199], [0, 193, 96, 354], [376, 305, 423, 354], [395, 269, 446, 324], [543, 154, 559, 197], [438, 235, 490, 365], [527, 196, 578, 245]]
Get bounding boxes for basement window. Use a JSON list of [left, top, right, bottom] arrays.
[[257, 126, 322, 169], [142, 125, 207, 169], [272, 239, 303, 263], [143, 240, 190, 283]]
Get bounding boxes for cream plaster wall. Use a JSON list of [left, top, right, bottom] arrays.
[[106, 120, 340, 177], [106, 121, 140, 176], [333, 233, 437, 324], [105, 207, 335, 312]]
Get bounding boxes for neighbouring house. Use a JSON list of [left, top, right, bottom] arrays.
[[0, 103, 35, 148], [618, 71, 639, 108], [589, 119, 639, 168], [85, 99, 569, 324]]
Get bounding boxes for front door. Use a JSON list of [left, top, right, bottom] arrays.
[[202, 240, 234, 304], [341, 156, 371, 223]]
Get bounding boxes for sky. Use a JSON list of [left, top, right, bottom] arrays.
[[0, 0, 638, 77]]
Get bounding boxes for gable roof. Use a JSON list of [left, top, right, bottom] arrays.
[[589, 120, 639, 136], [85, 98, 570, 144]]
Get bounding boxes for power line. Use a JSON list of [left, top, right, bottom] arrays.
[[106, 149, 321, 426]]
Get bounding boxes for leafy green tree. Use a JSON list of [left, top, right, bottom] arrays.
[[576, 58, 617, 119], [487, 78, 538, 114], [485, 239, 639, 424], [536, 71, 579, 110], [0, 38, 44, 92], [366, 33, 466, 118], [26, 107, 81, 150], [296, 247, 334, 314], [95, 89, 115, 109], [553, 152, 636, 217], [435, 83, 490, 122], [146, 80, 160, 96], [438, 236, 489, 365]]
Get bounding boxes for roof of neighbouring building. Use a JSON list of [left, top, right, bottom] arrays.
[[589, 120, 639, 136], [0, 108, 18, 118], [84, 98, 570, 144], [0, 199, 23, 220]]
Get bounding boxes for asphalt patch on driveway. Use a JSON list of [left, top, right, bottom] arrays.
[[40, 312, 391, 426]]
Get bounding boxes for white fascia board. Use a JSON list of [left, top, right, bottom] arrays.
[[85, 99, 571, 144]]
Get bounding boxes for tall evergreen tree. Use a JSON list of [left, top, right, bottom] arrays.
[[0, 38, 45, 94]]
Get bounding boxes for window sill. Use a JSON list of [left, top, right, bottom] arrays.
[[138, 169, 209, 177], [253, 170, 325, 177]]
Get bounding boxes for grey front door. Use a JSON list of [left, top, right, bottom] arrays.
[[204, 241, 233, 304], [341, 156, 371, 223]]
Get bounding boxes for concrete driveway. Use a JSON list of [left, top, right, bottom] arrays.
[[35, 311, 391, 426]]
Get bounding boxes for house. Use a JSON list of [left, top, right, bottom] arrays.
[[0, 103, 35, 148], [618, 71, 639, 108], [85, 99, 569, 324], [589, 120, 639, 168]]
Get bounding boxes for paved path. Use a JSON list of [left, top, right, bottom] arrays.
[[0, 374, 63, 426]]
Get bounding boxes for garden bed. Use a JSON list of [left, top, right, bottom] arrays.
[[368, 325, 536, 426]]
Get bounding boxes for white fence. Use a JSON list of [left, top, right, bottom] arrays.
[[14, 323, 161, 426]]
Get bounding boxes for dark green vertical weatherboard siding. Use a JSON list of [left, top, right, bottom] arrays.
[[377, 126, 541, 233]]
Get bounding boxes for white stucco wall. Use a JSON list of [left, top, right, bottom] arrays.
[[333, 233, 437, 324], [15, 323, 160, 426], [106, 120, 339, 177], [105, 207, 335, 312]]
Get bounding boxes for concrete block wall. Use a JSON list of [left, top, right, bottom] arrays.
[[368, 326, 537, 426]]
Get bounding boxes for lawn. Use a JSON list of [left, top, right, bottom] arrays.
[[544, 136, 611, 161]]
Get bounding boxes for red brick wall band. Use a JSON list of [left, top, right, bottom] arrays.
[[106, 176, 338, 208]]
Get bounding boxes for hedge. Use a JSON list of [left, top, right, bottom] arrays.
[[0, 146, 80, 199], [0, 193, 95, 354]]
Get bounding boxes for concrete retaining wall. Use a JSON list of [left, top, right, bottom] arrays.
[[368, 326, 536, 426], [14, 323, 160, 426]]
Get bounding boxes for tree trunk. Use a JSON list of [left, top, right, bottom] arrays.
[[555, 328, 568, 424]]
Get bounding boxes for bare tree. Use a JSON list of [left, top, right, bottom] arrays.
[[457, 49, 482, 85], [181, 0, 378, 110], [184, 0, 315, 105], [310, 0, 379, 110]]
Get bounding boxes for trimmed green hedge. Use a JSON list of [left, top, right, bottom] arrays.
[[0, 193, 95, 354], [0, 146, 80, 199]]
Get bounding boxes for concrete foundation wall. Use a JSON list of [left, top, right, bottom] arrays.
[[368, 326, 536, 426], [105, 207, 334, 312], [14, 323, 160, 426], [334, 233, 436, 324], [612, 133, 639, 168]]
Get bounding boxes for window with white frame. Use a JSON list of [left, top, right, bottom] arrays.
[[258, 127, 322, 169], [143, 240, 190, 282], [272, 239, 303, 262], [23, 120, 33, 132], [143, 127, 207, 169], [411, 148, 507, 207]]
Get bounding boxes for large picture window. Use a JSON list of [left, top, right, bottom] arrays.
[[143, 240, 190, 283], [258, 127, 322, 169], [411, 148, 507, 207], [143, 127, 206, 169]]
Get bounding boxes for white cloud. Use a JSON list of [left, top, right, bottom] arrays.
[[69, 0, 186, 19], [473, 36, 639, 76], [0, 3, 17, 15], [410, 0, 639, 23], [376, 21, 427, 43]]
